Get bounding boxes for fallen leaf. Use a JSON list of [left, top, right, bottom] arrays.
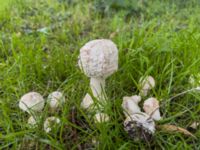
[[156, 124, 196, 138]]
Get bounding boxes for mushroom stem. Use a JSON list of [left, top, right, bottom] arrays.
[[90, 77, 106, 100]]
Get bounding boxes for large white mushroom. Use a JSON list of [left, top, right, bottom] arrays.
[[19, 92, 45, 114], [78, 39, 118, 101], [47, 91, 65, 109], [78, 39, 118, 121]]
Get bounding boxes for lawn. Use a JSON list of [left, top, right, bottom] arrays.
[[0, 0, 200, 149]]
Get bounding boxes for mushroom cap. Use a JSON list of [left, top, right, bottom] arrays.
[[78, 39, 118, 78], [47, 91, 65, 109], [143, 97, 161, 121], [81, 93, 94, 109], [124, 112, 155, 140], [28, 116, 37, 126], [19, 92, 45, 113], [44, 116, 60, 133], [139, 76, 155, 90], [139, 76, 155, 96], [122, 95, 141, 116]]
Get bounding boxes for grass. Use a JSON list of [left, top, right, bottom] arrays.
[[0, 0, 200, 149]]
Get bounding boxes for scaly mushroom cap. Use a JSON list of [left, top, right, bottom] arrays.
[[19, 92, 45, 113], [47, 91, 65, 109], [78, 39, 118, 78]]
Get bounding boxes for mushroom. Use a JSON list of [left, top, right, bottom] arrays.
[[80, 93, 94, 109], [78, 39, 118, 100], [121, 96, 156, 140], [43, 116, 60, 133], [27, 116, 37, 126], [47, 91, 65, 109], [139, 76, 155, 96], [122, 95, 141, 116], [19, 92, 45, 114], [78, 39, 118, 118], [143, 97, 162, 121], [124, 112, 155, 141], [189, 122, 200, 129], [94, 112, 110, 123]]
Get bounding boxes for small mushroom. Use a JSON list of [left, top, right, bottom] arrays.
[[139, 76, 155, 96], [47, 91, 65, 109], [43, 116, 60, 133], [94, 112, 110, 123], [124, 112, 155, 141], [189, 122, 200, 129], [122, 95, 141, 116], [27, 116, 37, 126], [143, 97, 162, 121], [80, 93, 94, 109], [19, 92, 45, 114]]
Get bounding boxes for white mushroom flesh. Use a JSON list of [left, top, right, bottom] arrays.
[[19, 92, 45, 113]]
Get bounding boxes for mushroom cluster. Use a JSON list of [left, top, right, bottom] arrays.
[[78, 39, 118, 122], [16, 40, 196, 142], [19, 91, 65, 133], [122, 76, 162, 140]]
